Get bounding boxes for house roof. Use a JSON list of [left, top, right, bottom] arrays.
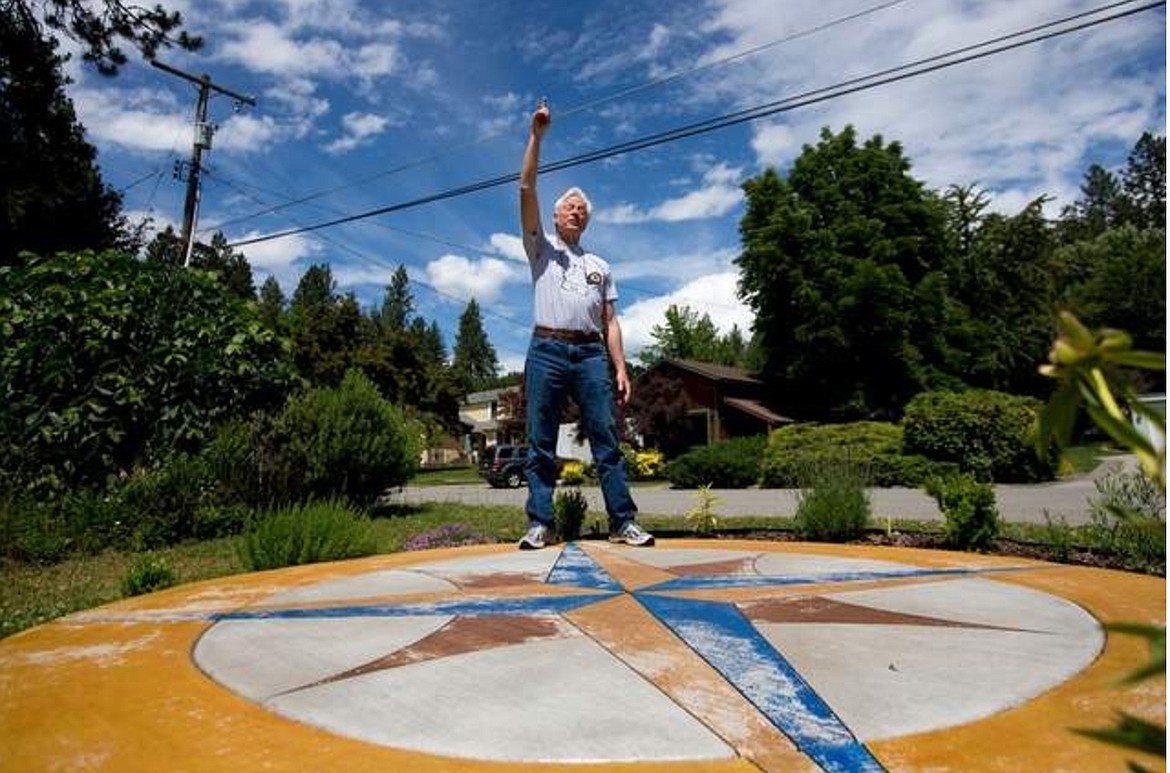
[[723, 397, 792, 426], [663, 359, 761, 384], [464, 386, 518, 404]]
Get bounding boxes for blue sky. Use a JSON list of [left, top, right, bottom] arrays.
[[59, 0, 1165, 374]]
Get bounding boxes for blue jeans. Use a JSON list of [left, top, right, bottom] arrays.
[[524, 335, 637, 529]]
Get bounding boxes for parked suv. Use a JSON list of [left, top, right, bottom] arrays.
[[480, 444, 528, 488]]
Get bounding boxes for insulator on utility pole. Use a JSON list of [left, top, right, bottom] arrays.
[[151, 59, 255, 267]]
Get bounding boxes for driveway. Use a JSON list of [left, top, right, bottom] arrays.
[[391, 456, 1137, 526]]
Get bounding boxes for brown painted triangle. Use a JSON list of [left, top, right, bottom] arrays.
[[282, 614, 574, 695], [741, 596, 1040, 633], [668, 556, 760, 576]]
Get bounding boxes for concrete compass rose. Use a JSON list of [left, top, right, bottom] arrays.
[[188, 542, 1104, 772]]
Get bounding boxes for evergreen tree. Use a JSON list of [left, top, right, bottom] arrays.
[[1060, 164, 1123, 242], [146, 228, 254, 300], [14, 0, 201, 76], [288, 264, 361, 386], [736, 126, 950, 419], [1119, 132, 1166, 230], [258, 276, 286, 332], [452, 299, 498, 393], [379, 265, 414, 332], [948, 198, 1059, 395], [1, 6, 127, 264], [639, 305, 757, 370]]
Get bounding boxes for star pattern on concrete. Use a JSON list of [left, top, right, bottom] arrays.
[[206, 543, 1041, 773]]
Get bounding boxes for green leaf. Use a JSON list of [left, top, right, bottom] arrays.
[[1072, 712, 1166, 757], [1108, 351, 1167, 370]]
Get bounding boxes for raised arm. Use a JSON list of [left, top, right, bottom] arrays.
[[520, 101, 550, 237]]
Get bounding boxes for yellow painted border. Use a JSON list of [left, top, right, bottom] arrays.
[[0, 541, 1163, 772]]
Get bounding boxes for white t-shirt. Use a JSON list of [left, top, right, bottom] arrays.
[[523, 229, 618, 334]]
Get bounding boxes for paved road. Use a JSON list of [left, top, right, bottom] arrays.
[[391, 456, 1138, 526]]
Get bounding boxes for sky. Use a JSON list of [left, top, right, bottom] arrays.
[[57, 0, 1166, 374]]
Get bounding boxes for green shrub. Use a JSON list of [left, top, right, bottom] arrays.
[[665, 436, 766, 489], [121, 554, 178, 597], [793, 459, 871, 542], [200, 419, 262, 507], [925, 474, 1000, 550], [114, 454, 214, 548], [238, 499, 377, 571], [685, 485, 721, 535], [553, 488, 589, 541], [0, 493, 71, 563], [192, 504, 254, 540], [903, 390, 1057, 483], [0, 250, 292, 494], [1086, 469, 1166, 572], [269, 371, 422, 507], [761, 422, 949, 487]]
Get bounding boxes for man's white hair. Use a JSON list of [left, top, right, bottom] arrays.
[[554, 186, 592, 215]]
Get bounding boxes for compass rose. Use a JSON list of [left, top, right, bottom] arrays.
[[192, 543, 1102, 772]]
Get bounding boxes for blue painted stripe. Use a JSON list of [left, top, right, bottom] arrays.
[[638, 593, 885, 773], [547, 543, 622, 591], [213, 592, 617, 621], [642, 565, 1020, 592]]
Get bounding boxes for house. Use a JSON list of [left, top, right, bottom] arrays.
[[460, 386, 592, 463], [459, 387, 520, 457], [638, 359, 791, 447]]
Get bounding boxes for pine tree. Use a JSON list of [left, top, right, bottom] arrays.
[[258, 276, 286, 333], [1, 6, 126, 264], [452, 299, 498, 393]]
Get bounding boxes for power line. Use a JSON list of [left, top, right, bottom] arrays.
[[555, 0, 909, 122], [207, 0, 914, 234], [204, 170, 538, 337], [229, 0, 1163, 250]]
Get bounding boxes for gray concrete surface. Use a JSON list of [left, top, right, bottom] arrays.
[[391, 456, 1139, 526]]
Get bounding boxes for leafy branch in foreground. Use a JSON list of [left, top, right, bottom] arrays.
[[1035, 310, 1165, 489], [1035, 310, 1165, 769]]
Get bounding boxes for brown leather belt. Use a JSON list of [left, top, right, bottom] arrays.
[[534, 325, 601, 344]]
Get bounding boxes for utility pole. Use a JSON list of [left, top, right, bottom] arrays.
[[152, 60, 255, 267]]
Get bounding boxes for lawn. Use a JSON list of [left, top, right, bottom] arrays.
[[411, 466, 484, 485], [1, 450, 1158, 641]]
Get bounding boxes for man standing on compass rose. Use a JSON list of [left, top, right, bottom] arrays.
[[516, 98, 654, 551]]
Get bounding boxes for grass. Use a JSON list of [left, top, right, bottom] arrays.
[[410, 466, 484, 486], [0, 503, 524, 640], [1, 493, 1158, 641]]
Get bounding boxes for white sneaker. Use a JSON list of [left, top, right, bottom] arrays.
[[518, 523, 552, 550], [608, 520, 655, 547]]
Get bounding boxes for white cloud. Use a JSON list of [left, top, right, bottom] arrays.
[[597, 163, 744, 223], [324, 111, 392, 154], [699, 0, 1165, 212], [332, 262, 400, 290], [425, 254, 524, 303], [750, 123, 801, 168], [237, 230, 323, 292], [620, 272, 753, 356], [214, 113, 284, 152], [352, 43, 402, 79], [489, 233, 527, 262], [614, 246, 741, 284], [71, 88, 191, 153], [218, 21, 347, 77]]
